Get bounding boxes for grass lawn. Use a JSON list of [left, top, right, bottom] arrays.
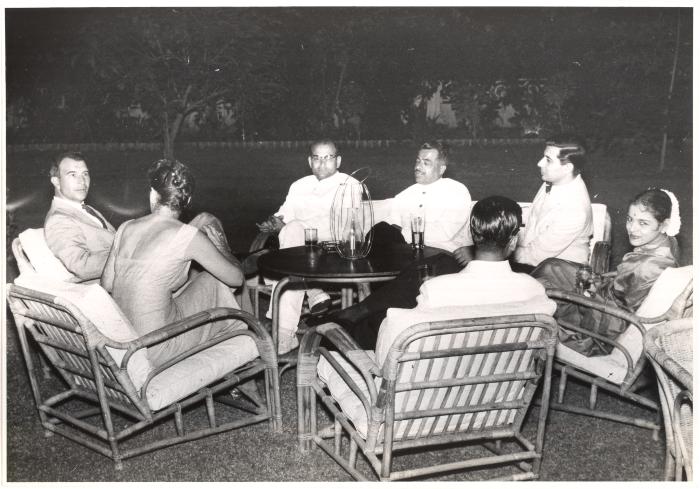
[[6, 142, 693, 267]]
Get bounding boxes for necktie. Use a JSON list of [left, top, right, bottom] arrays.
[[82, 203, 108, 229], [545, 183, 552, 193]]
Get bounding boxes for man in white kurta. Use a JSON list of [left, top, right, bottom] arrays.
[[257, 140, 358, 353], [385, 141, 472, 253], [514, 137, 593, 269], [374, 196, 556, 366]]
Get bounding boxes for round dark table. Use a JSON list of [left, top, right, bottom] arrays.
[[258, 243, 444, 361]]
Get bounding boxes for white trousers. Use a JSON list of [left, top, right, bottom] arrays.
[[266, 221, 320, 343]]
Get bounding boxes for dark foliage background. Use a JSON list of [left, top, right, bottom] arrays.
[[5, 7, 692, 152]]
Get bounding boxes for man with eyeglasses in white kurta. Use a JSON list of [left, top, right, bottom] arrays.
[[257, 140, 359, 354]]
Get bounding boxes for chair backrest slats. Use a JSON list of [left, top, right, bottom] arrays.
[[7, 285, 149, 418], [381, 317, 555, 442]]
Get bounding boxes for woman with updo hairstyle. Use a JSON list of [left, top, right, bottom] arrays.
[[148, 158, 195, 211], [101, 159, 246, 367], [532, 187, 681, 356]]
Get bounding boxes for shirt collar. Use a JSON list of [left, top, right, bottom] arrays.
[[417, 177, 444, 189], [549, 174, 582, 195], [53, 195, 85, 211], [463, 259, 512, 275], [313, 171, 343, 186]]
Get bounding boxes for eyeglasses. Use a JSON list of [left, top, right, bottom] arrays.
[[310, 154, 337, 163]]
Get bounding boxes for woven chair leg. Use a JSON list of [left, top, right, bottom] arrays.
[[557, 368, 568, 403], [664, 445, 676, 481], [349, 438, 359, 469], [334, 419, 342, 455], [589, 384, 598, 410], [39, 352, 52, 379], [174, 406, 184, 436], [653, 413, 661, 441]]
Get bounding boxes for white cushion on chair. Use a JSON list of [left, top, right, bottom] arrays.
[[14, 272, 262, 410], [14, 272, 152, 391], [145, 335, 258, 411], [18, 229, 75, 281], [317, 350, 380, 439], [555, 266, 693, 385]]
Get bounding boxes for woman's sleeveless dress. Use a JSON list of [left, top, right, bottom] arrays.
[[110, 222, 245, 367]]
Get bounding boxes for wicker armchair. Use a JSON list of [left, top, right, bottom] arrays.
[[7, 280, 282, 469], [645, 318, 693, 481], [545, 266, 693, 436], [297, 314, 558, 481]]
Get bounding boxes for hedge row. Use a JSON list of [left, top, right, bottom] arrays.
[[6, 137, 544, 153]]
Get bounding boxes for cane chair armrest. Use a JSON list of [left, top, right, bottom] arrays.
[[557, 318, 636, 373], [546, 288, 643, 328], [299, 322, 381, 418], [134, 307, 275, 399], [317, 322, 380, 373], [546, 287, 651, 387], [129, 307, 271, 354]]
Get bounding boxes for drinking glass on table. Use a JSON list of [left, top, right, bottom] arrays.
[[410, 212, 425, 250], [304, 228, 318, 249]]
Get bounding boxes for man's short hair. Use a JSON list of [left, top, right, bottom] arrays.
[[469, 196, 522, 251], [545, 134, 586, 175], [419, 140, 450, 165], [50, 152, 87, 178], [309, 139, 339, 156]]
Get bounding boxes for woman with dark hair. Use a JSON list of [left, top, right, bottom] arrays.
[[532, 187, 681, 356], [101, 159, 246, 367]]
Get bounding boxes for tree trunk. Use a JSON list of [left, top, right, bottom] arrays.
[[162, 112, 184, 160], [659, 9, 682, 173], [167, 112, 184, 158], [163, 111, 173, 159]]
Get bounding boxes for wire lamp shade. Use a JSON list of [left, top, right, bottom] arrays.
[[330, 168, 374, 259]]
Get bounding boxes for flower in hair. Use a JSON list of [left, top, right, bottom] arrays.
[[660, 188, 681, 236]]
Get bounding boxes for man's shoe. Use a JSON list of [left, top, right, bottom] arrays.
[[308, 291, 332, 316]]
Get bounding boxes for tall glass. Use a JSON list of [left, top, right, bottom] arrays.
[[304, 228, 318, 249], [410, 212, 425, 250]]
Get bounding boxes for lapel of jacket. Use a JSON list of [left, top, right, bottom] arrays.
[[50, 198, 113, 231]]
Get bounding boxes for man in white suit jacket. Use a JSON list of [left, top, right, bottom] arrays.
[[44, 152, 116, 283]]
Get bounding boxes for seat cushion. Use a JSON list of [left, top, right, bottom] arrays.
[[14, 272, 152, 391], [317, 351, 380, 439], [556, 266, 693, 385], [146, 335, 258, 411], [18, 228, 75, 281]]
